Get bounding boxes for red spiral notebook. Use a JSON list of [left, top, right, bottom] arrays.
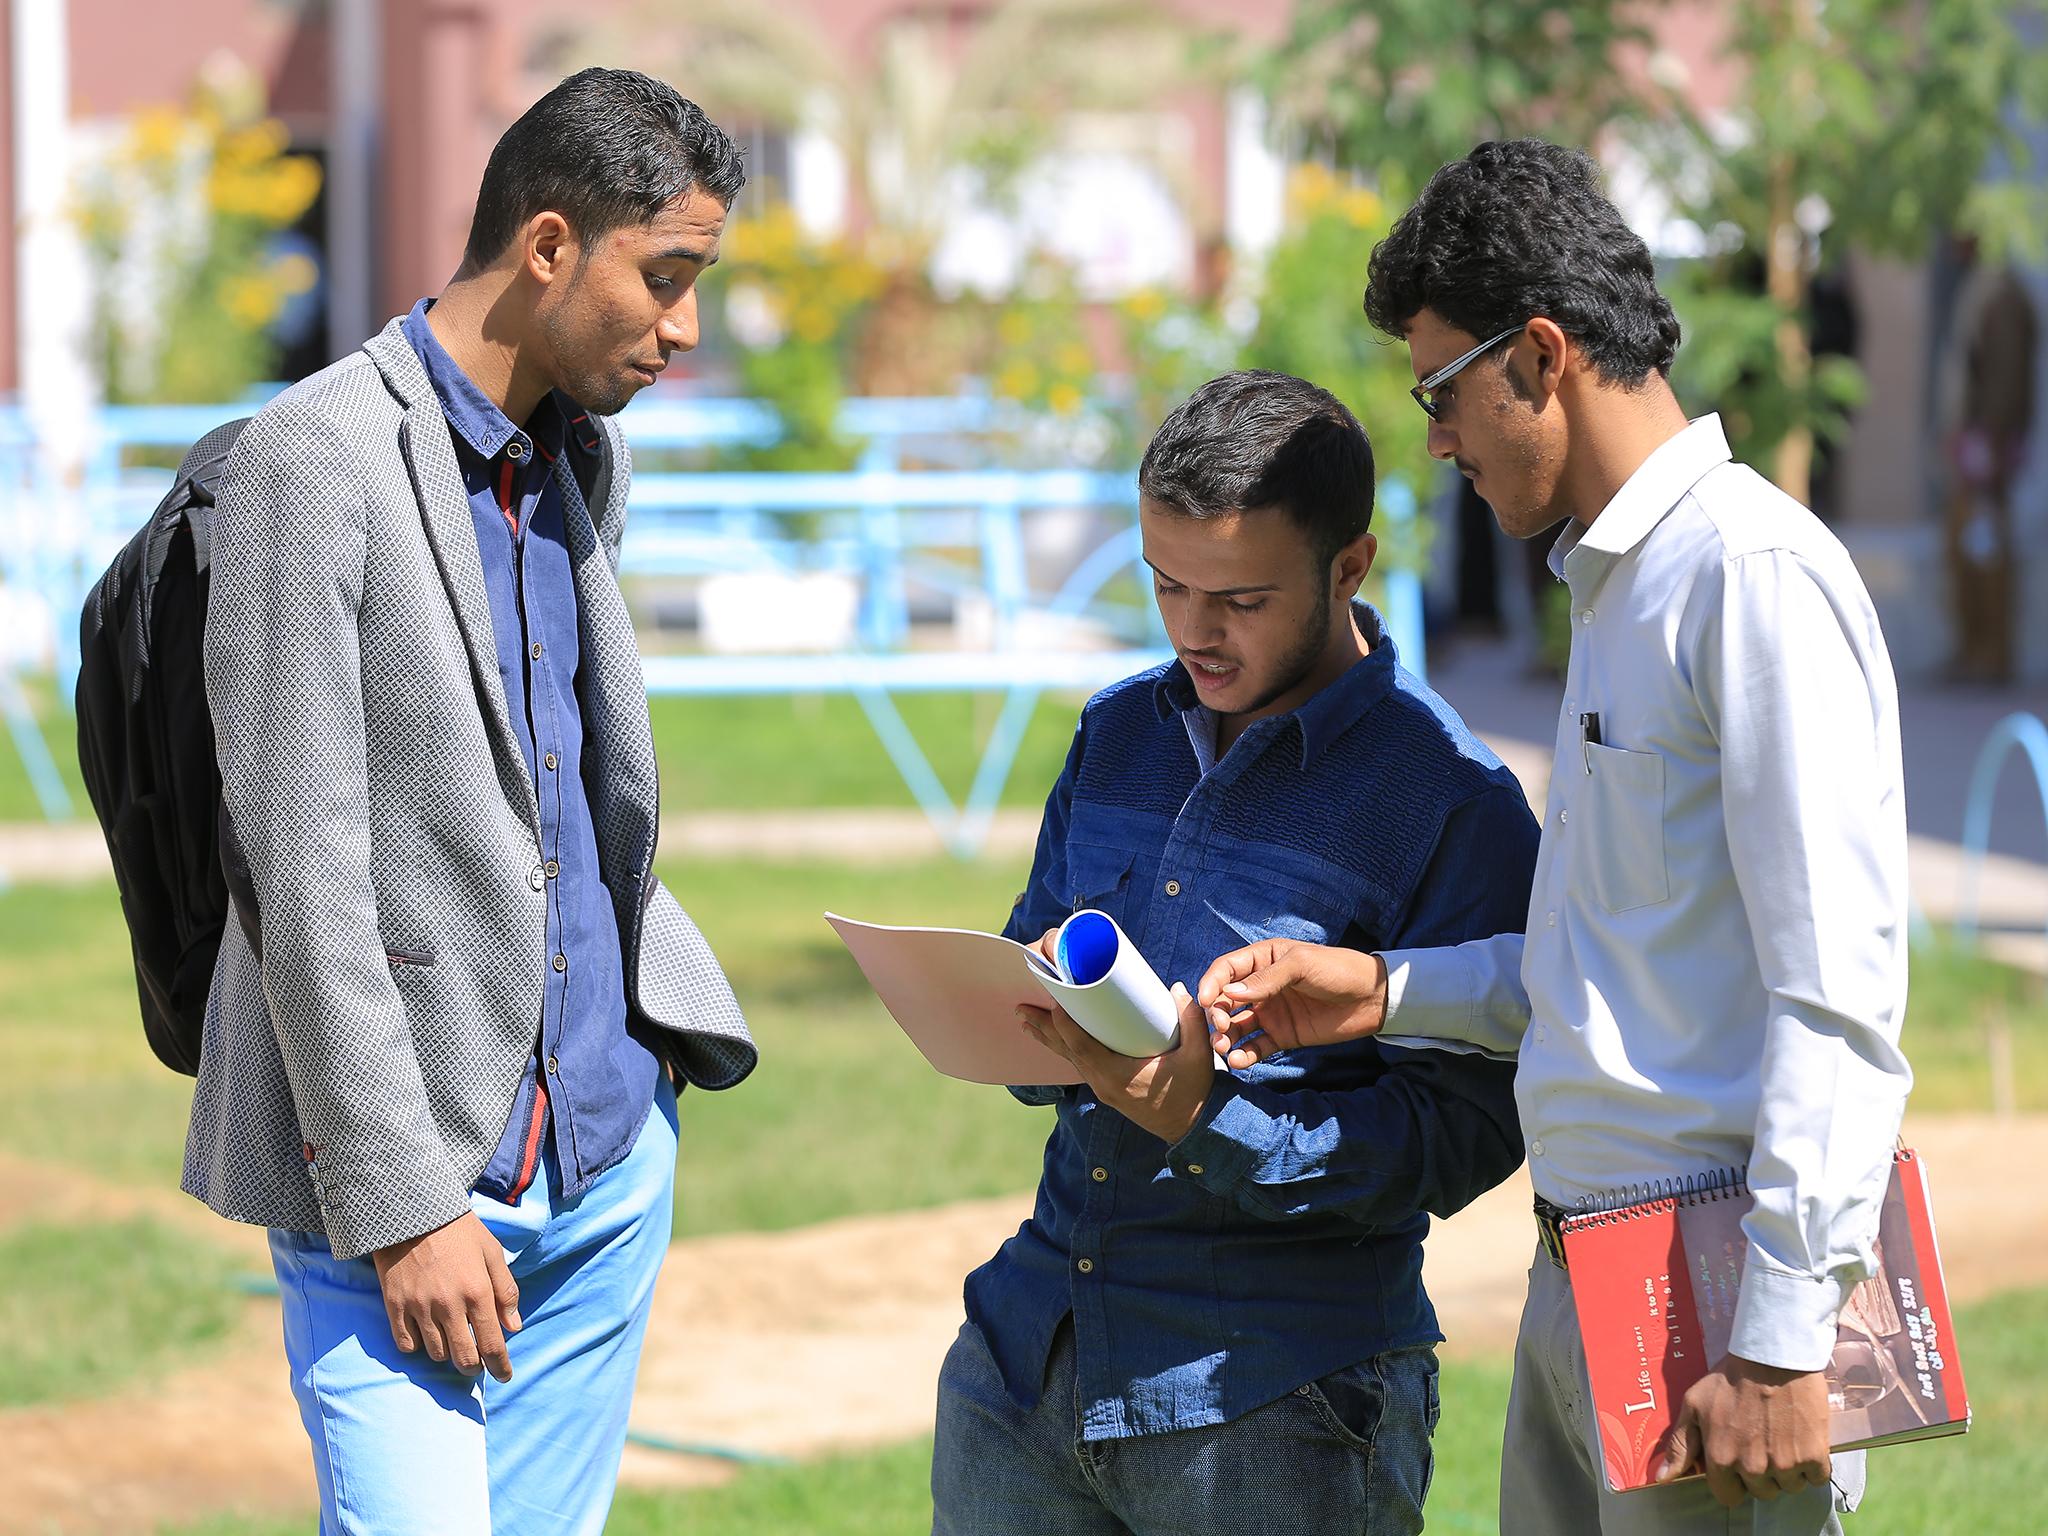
[[1562, 1148, 1969, 1493]]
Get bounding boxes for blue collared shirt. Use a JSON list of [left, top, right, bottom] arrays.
[[401, 299, 656, 1204], [965, 603, 1537, 1439]]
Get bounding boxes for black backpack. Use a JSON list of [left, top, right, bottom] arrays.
[[75, 406, 611, 1075], [76, 420, 256, 1074]]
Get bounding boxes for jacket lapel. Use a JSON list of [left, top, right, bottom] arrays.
[[362, 320, 540, 835], [554, 436, 660, 913]]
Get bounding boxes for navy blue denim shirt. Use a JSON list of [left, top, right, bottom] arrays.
[[965, 604, 1536, 1440], [401, 299, 655, 1204]]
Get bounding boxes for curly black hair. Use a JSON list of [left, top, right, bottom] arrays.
[[1364, 139, 1680, 388], [1139, 370, 1374, 571]]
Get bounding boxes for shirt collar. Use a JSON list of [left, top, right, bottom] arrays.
[[400, 297, 567, 466], [1548, 414, 1732, 578], [1153, 599, 1399, 769]]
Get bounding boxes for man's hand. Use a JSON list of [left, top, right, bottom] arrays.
[[1656, 1354, 1832, 1507], [371, 1211, 522, 1382], [1194, 939, 1388, 1068], [1019, 983, 1216, 1144]]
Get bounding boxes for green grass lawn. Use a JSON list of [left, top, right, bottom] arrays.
[[153, 1284, 2048, 1535], [1, 1216, 247, 1407], [5, 869, 2039, 1228], [1902, 930, 2048, 1113], [656, 849, 1052, 1237], [0, 853, 1055, 1244], [0, 677, 1084, 823], [0, 673, 90, 822], [649, 690, 1082, 813]]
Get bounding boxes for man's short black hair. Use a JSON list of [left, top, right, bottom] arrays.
[[1364, 138, 1680, 387], [461, 68, 745, 273], [1138, 370, 1375, 570]]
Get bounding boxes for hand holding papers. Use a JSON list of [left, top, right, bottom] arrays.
[[825, 908, 1180, 1085]]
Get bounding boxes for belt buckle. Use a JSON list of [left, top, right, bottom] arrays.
[[1534, 1198, 1570, 1271]]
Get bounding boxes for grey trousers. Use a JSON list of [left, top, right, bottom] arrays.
[[1500, 1243, 1865, 1536]]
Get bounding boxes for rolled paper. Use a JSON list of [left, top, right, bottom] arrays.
[[1045, 909, 1180, 1057]]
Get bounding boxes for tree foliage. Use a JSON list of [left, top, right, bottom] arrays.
[[1265, 0, 2048, 495]]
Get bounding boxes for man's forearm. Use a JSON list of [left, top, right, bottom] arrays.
[[1167, 1051, 1522, 1226]]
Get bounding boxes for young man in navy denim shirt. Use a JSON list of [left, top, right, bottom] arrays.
[[930, 371, 1538, 1535]]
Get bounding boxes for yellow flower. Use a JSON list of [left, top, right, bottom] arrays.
[[129, 105, 187, 165], [221, 273, 280, 328], [1055, 341, 1092, 374], [995, 359, 1041, 399], [791, 304, 835, 344], [271, 251, 318, 295], [219, 119, 290, 168], [997, 310, 1031, 345], [1339, 189, 1382, 229], [261, 158, 322, 223], [1124, 287, 1168, 323], [1287, 162, 1339, 215], [1048, 382, 1084, 415]]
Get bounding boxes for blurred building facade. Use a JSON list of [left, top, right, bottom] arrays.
[[4, 0, 2043, 677]]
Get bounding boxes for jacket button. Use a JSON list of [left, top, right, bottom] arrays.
[[529, 866, 546, 891], [1091, 1166, 1108, 1183], [1164, 879, 1182, 897], [1186, 1163, 1205, 1175], [552, 953, 567, 973], [1076, 1258, 1095, 1274]]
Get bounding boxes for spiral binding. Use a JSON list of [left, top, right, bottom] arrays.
[[1563, 1165, 1748, 1227]]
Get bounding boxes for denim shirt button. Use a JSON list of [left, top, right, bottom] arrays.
[[1164, 879, 1182, 897], [1077, 1257, 1095, 1274]]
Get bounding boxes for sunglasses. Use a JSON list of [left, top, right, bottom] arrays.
[[1410, 325, 1523, 420]]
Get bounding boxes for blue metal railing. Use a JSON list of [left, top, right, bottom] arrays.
[[1955, 711, 2048, 949], [0, 395, 1428, 852]]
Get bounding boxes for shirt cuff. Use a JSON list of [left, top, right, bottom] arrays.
[[1381, 946, 1478, 1039], [1726, 1245, 1849, 1372], [1380, 936, 1529, 1057]]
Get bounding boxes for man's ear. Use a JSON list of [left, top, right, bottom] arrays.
[[524, 211, 575, 287], [1332, 531, 1377, 601], [1522, 317, 1571, 401]]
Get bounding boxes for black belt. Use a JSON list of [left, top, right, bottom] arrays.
[[1534, 1195, 1573, 1270]]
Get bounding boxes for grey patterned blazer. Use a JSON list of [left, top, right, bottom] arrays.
[[183, 317, 756, 1259]]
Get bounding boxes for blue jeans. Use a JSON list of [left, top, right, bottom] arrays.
[[932, 1317, 1440, 1536], [267, 1075, 678, 1536]]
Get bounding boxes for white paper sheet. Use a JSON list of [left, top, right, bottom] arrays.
[[824, 908, 1180, 1085]]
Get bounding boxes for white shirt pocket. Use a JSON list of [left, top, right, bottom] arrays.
[[1582, 742, 1668, 913]]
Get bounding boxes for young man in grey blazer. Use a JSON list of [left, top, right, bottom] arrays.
[[187, 68, 756, 1533]]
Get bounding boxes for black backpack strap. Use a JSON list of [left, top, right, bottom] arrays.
[[173, 417, 248, 574], [562, 400, 611, 519]]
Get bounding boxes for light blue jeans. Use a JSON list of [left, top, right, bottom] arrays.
[[932, 1317, 1441, 1536], [267, 1076, 678, 1536]]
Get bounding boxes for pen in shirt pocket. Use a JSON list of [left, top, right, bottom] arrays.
[[1580, 711, 1602, 774]]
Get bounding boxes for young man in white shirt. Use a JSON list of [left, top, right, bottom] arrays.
[[1194, 139, 1911, 1535]]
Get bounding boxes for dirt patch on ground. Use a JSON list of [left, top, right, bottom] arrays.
[[5, 1116, 2043, 1534]]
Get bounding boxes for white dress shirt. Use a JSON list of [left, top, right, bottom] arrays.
[[1381, 415, 1912, 1371]]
